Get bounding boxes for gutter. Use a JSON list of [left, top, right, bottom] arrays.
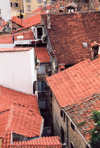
[[62, 108, 91, 148]]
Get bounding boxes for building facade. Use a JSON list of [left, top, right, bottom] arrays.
[[0, 48, 37, 95], [10, 0, 24, 18]]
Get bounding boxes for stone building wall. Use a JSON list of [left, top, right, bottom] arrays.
[[52, 94, 90, 148]]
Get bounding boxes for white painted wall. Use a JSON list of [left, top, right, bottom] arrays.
[[0, 0, 11, 21], [0, 44, 15, 48], [0, 48, 37, 94]]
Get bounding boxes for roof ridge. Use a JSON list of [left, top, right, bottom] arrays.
[[4, 106, 14, 137]]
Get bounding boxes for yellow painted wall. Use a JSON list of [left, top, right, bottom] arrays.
[[10, 0, 24, 17], [24, 0, 51, 17]]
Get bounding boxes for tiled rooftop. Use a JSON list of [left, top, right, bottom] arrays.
[[65, 93, 100, 142], [0, 85, 40, 115], [0, 30, 34, 44], [0, 85, 43, 147], [0, 21, 7, 30], [9, 136, 62, 148], [42, 12, 100, 65], [11, 16, 25, 27], [0, 47, 32, 52], [35, 47, 50, 63], [11, 107, 42, 138], [0, 110, 10, 138], [0, 106, 42, 147], [12, 12, 46, 33], [46, 57, 100, 107]]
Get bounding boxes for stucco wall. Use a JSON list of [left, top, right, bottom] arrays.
[[0, 48, 37, 94], [52, 94, 90, 148], [0, 0, 11, 21]]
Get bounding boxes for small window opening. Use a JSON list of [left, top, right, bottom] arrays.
[[38, 81, 45, 92], [71, 122, 75, 131], [10, 2, 13, 7], [15, 3, 18, 7], [61, 127, 64, 143], [37, 27, 43, 39], [33, 81, 37, 94], [60, 110, 65, 122], [71, 143, 74, 148], [93, 45, 99, 57]]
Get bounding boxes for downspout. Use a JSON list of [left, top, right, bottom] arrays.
[[66, 113, 68, 148], [23, 0, 25, 15], [40, 118, 44, 137], [62, 108, 91, 148]]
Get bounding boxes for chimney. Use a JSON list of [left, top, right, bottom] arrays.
[[89, 0, 99, 10], [47, 13, 51, 29], [0, 9, 3, 26]]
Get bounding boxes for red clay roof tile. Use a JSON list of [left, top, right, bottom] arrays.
[[0, 47, 32, 52], [0, 85, 40, 115], [46, 57, 100, 107], [0, 30, 34, 44], [11, 16, 25, 27], [9, 136, 62, 148], [0, 21, 7, 30], [42, 12, 100, 65], [65, 93, 100, 142], [34, 47, 50, 63]]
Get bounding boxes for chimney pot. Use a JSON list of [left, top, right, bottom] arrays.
[[47, 13, 51, 29]]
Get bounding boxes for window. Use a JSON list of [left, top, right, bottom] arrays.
[[71, 122, 75, 131], [38, 81, 45, 92], [37, 27, 43, 38], [37, 0, 43, 3], [10, 2, 13, 7], [15, 3, 19, 7], [71, 143, 74, 148], [27, 5, 31, 11], [61, 127, 64, 143], [26, 0, 31, 2], [37, 65, 45, 74], [39, 100, 47, 109], [60, 110, 65, 122], [33, 81, 37, 94]]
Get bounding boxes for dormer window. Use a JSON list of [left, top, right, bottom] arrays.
[[31, 26, 44, 40], [65, 2, 78, 13], [67, 7, 75, 13]]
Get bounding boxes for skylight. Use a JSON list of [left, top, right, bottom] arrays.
[[82, 42, 88, 48]]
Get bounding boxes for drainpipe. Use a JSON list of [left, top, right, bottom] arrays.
[[62, 108, 91, 148], [23, 0, 25, 15]]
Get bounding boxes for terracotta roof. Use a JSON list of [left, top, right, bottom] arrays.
[[0, 110, 11, 138], [0, 47, 32, 52], [9, 136, 62, 148], [0, 21, 7, 30], [0, 85, 43, 147], [41, 12, 100, 65], [11, 16, 25, 27], [46, 57, 100, 107], [11, 12, 46, 33], [11, 107, 42, 138], [0, 30, 34, 44], [34, 47, 50, 63], [2, 131, 11, 148], [65, 93, 100, 142], [0, 106, 42, 147], [0, 34, 13, 44], [0, 85, 40, 115]]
